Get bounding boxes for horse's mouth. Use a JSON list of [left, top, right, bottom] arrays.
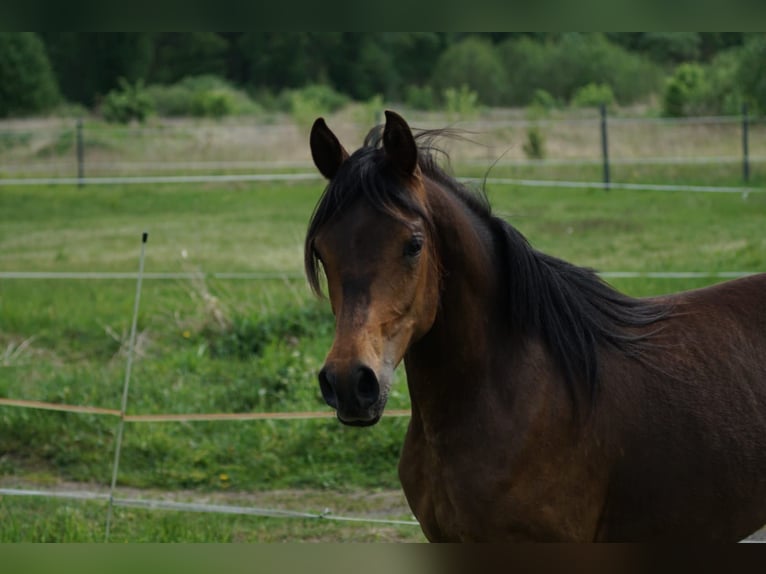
[[337, 413, 382, 427]]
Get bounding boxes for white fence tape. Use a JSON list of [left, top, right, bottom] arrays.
[[0, 487, 420, 527]]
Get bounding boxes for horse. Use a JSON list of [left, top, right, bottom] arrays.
[[304, 110, 766, 542]]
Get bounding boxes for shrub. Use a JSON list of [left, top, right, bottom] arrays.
[[190, 90, 234, 119], [661, 51, 751, 117], [571, 83, 616, 109], [443, 84, 480, 120], [523, 126, 546, 160], [662, 63, 708, 117], [706, 49, 746, 115], [0, 33, 60, 117], [145, 75, 261, 118], [283, 84, 350, 129], [101, 78, 153, 124], [737, 34, 766, 114], [405, 85, 437, 110], [431, 36, 507, 106], [531, 89, 559, 111]]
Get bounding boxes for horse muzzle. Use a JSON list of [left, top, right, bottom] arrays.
[[318, 363, 388, 426]]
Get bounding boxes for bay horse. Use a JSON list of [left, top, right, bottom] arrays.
[[305, 110, 766, 542]]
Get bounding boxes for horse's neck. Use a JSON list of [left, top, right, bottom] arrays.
[[404, 183, 513, 424]]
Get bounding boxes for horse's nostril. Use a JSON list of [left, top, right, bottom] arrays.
[[354, 366, 380, 407], [318, 367, 338, 409]]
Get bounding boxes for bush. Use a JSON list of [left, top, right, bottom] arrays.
[[523, 126, 546, 160], [443, 84, 480, 120], [146, 75, 261, 118], [662, 50, 749, 117], [531, 89, 559, 111], [282, 84, 350, 129], [0, 33, 60, 117], [662, 63, 708, 117], [737, 34, 766, 114], [190, 90, 234, 119], [706, 49, 746, 115], [101, 78, 153, 124], [571, 83, 616, 108], [405, 85, 437, 110], [431, 36, 507, 106]]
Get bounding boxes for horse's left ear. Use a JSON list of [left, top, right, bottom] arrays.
[[383, 110, 418, 177]]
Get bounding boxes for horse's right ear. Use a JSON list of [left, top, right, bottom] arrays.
[[310, 118, 349, 180]]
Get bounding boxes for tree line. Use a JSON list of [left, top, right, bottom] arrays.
[[1, 32, 764, 119]]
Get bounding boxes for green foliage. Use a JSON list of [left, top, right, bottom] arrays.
[[148, 32, 229, 85], [531, 89, 559, 111], [498, 33, 663, 106], [405, 85, 437, 110], [24, 32, 766, 120], [350, 94, 385, 126], [702, 49, 746, 115], [34, 128, 75, 157], [0, 33, 60, 118], [146, 75, 262, 118], [736, 34, 766, 114], [443, 85, 480, 120], [634, 32, 702, 63], [431, 36, 507, 106], [41, 33, 152, 107], [662, 48, 751, 117], [571, 83, 616, 109], [522, 126, 546, 160], [662, 63, 708, 117], [0, 131, 32, 152], [101, 78, 153, 124], [283, 84, 350, 129]]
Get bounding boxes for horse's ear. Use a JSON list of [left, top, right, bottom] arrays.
[[310, 117, 349, 180], [383, 110, 418, 177]]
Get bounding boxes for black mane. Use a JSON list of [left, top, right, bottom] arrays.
[[305, 126, 669, 401]]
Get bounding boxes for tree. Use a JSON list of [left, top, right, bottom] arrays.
[[737, 34, 766, 114], [147, 32, 229, 85], [430, 36, 507, 106], [0, 33, 59, 117], [42, 33, 152, 106]]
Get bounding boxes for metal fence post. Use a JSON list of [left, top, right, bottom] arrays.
[[600, 104, 610, 190], [742, 103, 750, 183], [104, 231, 148, 542], [76, 118, 85, 187]]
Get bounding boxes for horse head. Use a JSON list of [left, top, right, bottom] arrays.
[[306, 111, 440, 426]]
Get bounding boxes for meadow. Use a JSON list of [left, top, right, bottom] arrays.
[[1, 123, 765, 540]]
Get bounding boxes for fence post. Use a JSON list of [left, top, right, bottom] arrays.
[[76, 118, 85, 187], [742, 103, 750, 183], [600, 104, 610, 190], [104, 231, 149, 542]]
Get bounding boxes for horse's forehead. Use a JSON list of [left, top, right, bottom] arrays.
[[322, 201, 407, 241]]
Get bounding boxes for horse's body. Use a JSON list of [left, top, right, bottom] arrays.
[[305, 111, 766, 541]]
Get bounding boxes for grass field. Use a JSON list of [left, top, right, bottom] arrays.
[[1, 132, 765, 541]]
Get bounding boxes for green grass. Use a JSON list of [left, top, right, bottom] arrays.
[[0, 168, 765, 541], [0, 491, 424, 542]]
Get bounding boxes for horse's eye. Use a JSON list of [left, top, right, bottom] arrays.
[[404, 234, 424, 258]]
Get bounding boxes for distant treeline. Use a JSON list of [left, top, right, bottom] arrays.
[[1, 32, 765, 119]]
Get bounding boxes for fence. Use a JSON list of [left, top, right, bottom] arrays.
[[0, 233, 420, 540], [1, 111, 765, 541], [1, 110, 765, 186]]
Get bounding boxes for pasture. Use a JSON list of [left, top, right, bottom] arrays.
[[1, 147, 765, 539]]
